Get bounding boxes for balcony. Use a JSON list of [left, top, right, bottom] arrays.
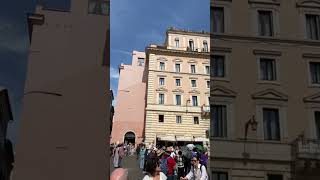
[[201, 105, 210, 117], [295, 138, 320, 160]]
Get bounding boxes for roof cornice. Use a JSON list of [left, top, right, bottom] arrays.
[[146, 46, 210, 58]]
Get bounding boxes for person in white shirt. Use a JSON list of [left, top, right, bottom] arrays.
[[143, 158, 167, 180], [180, 154, 208, 180]]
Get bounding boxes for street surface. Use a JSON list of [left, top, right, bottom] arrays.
[[110, 155, 144, 180]]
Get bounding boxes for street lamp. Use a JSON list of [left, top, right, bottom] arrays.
[[186, 99, 191, 113], [242, 115, 258, 163]]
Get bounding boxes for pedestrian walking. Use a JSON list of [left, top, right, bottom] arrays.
[[180, 154, 208, 180], [177, 151, 185, 179], [139, 145, 146, 170], [113, 144, 121, 168], [166, 147, 176, 180]]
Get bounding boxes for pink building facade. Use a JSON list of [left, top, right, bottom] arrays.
[[111, 51, 146, 145]]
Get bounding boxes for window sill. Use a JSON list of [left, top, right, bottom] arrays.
[[212, 78, 230, 82], [257, 80, 280, 86], [308, 83, 320, 88]]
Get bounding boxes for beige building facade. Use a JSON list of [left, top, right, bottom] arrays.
[[211, 0, 320, 179], [144, 28, 211, 146]]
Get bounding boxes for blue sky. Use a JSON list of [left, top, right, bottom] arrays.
[[110, 0, 210, 104], [0, 0, 209, 145]]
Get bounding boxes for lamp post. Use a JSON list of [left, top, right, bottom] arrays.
[[186, 99, 191, 113], [242, 115, 258, 164]]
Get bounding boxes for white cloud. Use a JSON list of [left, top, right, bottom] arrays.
[[110, 66, 119, 79], [111, 49, 131, 56]]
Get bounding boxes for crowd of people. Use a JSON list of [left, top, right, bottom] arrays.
[[137, 143, 209, 180], [111, 142, 209, 180]]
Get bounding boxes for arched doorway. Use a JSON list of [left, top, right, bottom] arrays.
[[124, 131, 135, 145]]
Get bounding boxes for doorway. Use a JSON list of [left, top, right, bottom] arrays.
[[124, 131, 135, 145]]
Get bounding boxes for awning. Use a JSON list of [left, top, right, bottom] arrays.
[[194, 137, 209, 142], [176, 136, 193, 142], [157, 135, 176, 142]]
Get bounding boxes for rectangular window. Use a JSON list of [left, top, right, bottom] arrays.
[[191, 80, 197, 87], [176, 95, 181, 105], [175, 63, 181, 72], [315, 111, 320, 140], [192, 96, 198, 106], [213, 105, 227, 138], [207, 81, 210, 88], [194, 117, 199, 124], [258, 10, 273, 36], [267, 174, 283, 180], [212, 55, 225, 77], [176, 79, 181, 86], [213, 7, 225, 33], [212, 171, 228, 180], [306, 14, 320, 40], [160, 62, 165, 71], [205, 66, 210, 74], [191, 65, 196, 73], [159, 78, 165, 85], [176, 116, 182, 124], [159, 115, 164, 123], [260, 58, 276, 81], [263, 108, 280, 141], [159, 93, 164, 104], [310, 62, 320, 84], [137, 58, 145, 66], [88, 0, 109, 16]]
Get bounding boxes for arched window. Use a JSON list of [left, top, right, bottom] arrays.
[[189, 39, 194, 51], [203, 40, 208, 52], [175, 37, 179, 48]]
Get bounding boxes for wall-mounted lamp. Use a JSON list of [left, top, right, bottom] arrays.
[[243, 115, 258, 164]]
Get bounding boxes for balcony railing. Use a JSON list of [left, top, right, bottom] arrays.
[[296, 138, 320, 160]]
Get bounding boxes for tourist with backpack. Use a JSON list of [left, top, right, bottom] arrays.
[[177, 150, 185, 179], [180, 154, 208, 180]]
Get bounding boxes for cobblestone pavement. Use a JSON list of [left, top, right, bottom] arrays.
[[110, 155, 144, 180]]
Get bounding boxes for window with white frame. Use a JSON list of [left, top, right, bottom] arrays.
[[310, 62, 320, 84], [137, 58, 145, 66], [192, 96, 198, 106], [212, 55, 225, 77], [175, 94, 182, 106], [189, 39, 194, 51], [258, 10, 273, 36], [193, 116, 199, 124], [203, 40, 208, 52], [176, 115, 182, 124], [315, 111, 320, 140], [213, 105, 227, 138], [260, 58, 277, 81], [191, 80, 197, 87], [205, 65, 210, 75], [175, 37, 180, 47], [263, 108, 280, 141], [159, 93, 165, 104], [306, 14, 320, 40], [159, 77, 165, 85], [159, 62, 165, 71], [191, 64, 196, 74], [175, 63, 181, 73], [88, 0, 109, 16], [175, 79, 181, 86], [213, 7, 225, 33]]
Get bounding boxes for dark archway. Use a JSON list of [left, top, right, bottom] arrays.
[[124, 131, 135, 145]]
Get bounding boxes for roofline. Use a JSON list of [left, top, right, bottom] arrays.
[[166, 27, 210, 37], [145, 46, 210, 59]]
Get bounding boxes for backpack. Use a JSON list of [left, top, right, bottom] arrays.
[[160, 157, 168, 175], [191, 164, 208, 180]]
